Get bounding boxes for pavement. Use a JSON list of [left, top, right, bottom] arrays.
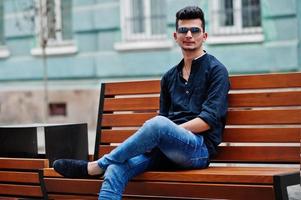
[[288, 184, 301, 200]]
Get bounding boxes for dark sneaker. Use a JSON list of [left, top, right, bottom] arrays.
[[53, 159, 89, 178]]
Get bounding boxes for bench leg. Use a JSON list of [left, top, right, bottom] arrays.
[[39, 170, 48, 200], [273, 172, 299, 200]]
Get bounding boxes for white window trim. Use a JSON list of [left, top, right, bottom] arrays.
[[209, 0, 264, 44], [115, 0, 171, 51], [206, 34, 264, 44], [122, 0, 167, 41], [114, 40, 173, 51], [0, 1, 9, 58], [54, 0, 63, 42], [31, 0, 77, 56], [0, 46, 10, 58], [31, 40, 78, 56]]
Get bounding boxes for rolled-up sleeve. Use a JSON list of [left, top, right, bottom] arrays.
[[198, 66, 230, 130]]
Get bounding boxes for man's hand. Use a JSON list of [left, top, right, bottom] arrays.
[[179, 117, 210, 133]]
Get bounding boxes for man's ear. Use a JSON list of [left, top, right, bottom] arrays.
[[203, 32, 208, 41], [173, 32, 178, 41]]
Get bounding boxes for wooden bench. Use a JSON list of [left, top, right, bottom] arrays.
[[43, 72, 300, 200], [0, 157, 49, 199]]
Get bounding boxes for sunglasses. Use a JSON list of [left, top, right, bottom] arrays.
[[177, 27, 201, 34]]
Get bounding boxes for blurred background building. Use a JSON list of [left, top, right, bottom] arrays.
[[0, 0, 300, 153]]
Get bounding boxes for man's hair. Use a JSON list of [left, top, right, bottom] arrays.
[[176, 6, 205, 32]]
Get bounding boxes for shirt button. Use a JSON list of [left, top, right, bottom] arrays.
[[185, 82, 188, 85], [186, 90, 189, 94]]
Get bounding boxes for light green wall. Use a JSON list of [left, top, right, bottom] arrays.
[[0, 0, 300, 82], [0, 1, 4, 45], [297, 0, 301, 71], [206, 0, 299, 73]]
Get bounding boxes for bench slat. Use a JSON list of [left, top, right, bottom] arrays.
[[215, 146, 299, 163], [100, 127, 300, 143], [104, 97, 159, 111], [0, 171, 40, 183], [44, 168, 62, 177], [0, 184, 43, 197], [45, 178, 101, 194], [101, 109, 301, 127], [0, 158, 49, 170], [105, 80, 160, 96], [99, 145, 299, 163], [125, 181, 275, 200], [227, 109, 301, 125], [230, 72, 301, 89], [229, 91, 301, 107], [223, 127, 300, 143], [102, 113, 156, 127], [133, 168, 297, 184], [103, 91, 301, 112]]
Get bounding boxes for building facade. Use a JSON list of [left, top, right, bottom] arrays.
[[0, 0, 300, 152]]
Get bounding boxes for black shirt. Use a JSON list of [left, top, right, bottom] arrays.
[[159, 53, 230, 158]]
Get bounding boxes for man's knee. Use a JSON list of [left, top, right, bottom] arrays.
[[144, 116, 172, 131]]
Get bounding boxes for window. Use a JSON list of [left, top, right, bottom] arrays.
[[31, 0, 77, 56], [0, 1, 10, 58], [208, 0, 263, 44], [0, 1, 4, 46], [49, 103, 67, 116], [115, 0, 172, 51]]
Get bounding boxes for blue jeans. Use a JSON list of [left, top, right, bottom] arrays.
[[97, 116, 209, 200]]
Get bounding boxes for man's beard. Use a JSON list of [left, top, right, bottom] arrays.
[[182, 47, 198, 51]]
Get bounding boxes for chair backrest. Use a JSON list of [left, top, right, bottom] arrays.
[[0, 157, 49, 199], [94, 72, 301, 164], [44, 123, 89, 165], [0, 127, 38, 158]]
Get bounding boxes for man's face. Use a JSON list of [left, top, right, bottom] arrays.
[[174, 19, 207, 51]]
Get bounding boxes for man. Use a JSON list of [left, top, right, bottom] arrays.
[[54, 6, 230, 200]]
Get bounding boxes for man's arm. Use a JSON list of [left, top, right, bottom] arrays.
[[183, 65, 229, 134], [179, 117, 210, 133], [197, 65, 229, 131]]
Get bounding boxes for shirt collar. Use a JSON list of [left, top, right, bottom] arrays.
[[193, 51, 206, 61], [176, 51, 207, 73]]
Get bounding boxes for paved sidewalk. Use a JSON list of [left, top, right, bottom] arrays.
[[288, 184, 301, 200]]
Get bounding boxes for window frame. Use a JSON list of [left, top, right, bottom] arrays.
[[0, 1, 10, 58], [115, 0, 172, 51], [208, 0, 263, 44], [31, 0, 77, 56]]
